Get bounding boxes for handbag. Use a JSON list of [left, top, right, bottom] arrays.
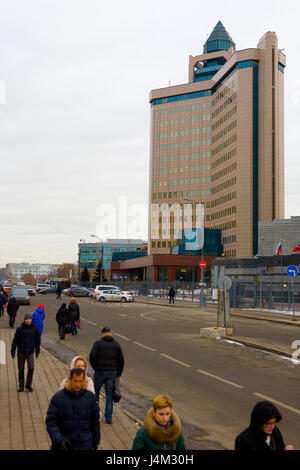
[[113, 377, 121, 403], [76, 318, 82, 328]]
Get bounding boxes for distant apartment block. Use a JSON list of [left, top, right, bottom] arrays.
[[149, 21, 285, 258], [12, 263, 53, 280]]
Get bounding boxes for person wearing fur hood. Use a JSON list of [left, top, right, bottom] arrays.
[[59, 356, 95, 394], [132, 395, 185, 450]]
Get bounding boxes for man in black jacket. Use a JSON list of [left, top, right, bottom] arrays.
[[11, 313, 40, 392], [7, 296, 19, 327], [46, 368, 100, 450], [68, 298, 80, 335], [89, 327, 124, 424]]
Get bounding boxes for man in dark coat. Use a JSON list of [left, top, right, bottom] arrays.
[[11, 313, 40, 392], [46, 368, 100, 450], [7, 296, 19, 327], [168, 287, 175, 304], [56, 286, 62, 300], [68, 298, 80, 335], [89, 327, 124, 424], [235, 400, 294, 450], [56, 303, 69, 339], [0, 290, 7, 316]]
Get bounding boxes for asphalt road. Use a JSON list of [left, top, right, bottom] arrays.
[[18, 293, 300, 450]]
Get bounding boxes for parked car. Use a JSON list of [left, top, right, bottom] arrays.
[[93, 285, 121, 299], [3, 285, 13, 294], [97, 289, 133, 303], [10, 287, 30, 305], [25, 285, 36, 296], [36, 283, 49, 293], [64, 286, 90, 297]]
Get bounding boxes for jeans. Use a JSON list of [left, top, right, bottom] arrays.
[[70, 321, 77, 335], [94, 370, 117, 421], [18, 352, 34, 388]]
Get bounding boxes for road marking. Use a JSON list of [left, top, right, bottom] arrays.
[[196, 369, 244, 389], [0, 340, 6, 364], [140, 312, 157, 321], [134, 342, 156, 352], [114, 333, 131, 342], [254, 393, 300, 416], [119, 314, 128, 317], [160, 353, 192, 368]]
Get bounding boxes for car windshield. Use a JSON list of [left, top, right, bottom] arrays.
[[13, 289, 27, 295]]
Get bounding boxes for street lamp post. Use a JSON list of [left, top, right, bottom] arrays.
[[90, 234, 103, 283], [183, 197, 206, 307], [78, 239, 86, 285]]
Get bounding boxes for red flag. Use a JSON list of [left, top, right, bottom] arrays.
[[293, 244, 300, 253]]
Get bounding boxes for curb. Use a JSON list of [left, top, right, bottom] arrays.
[[224, 336, 292, 359]]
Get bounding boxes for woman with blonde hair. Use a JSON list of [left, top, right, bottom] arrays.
[[132, 395, 185, 450], [59, 356, 95, 394]]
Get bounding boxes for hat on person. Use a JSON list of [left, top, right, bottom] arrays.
[[38, 304, 44, 309], [70, 297, 76, 303], [11, 296, 16, 299], [24, 314, 32, 320], [101, 327, 111, 334]]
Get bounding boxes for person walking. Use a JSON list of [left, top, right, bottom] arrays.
[[68, 298, 80, 336], [235, 400, 294, 451], [132, 394, 185, 450], [46, 368, 100, 450], [32, 304, 45, 336], [59, 356, 95, 394], [56, 286, 62, 300], [11, 313, 40, 392], [55, 303, 69, 340], [7, 295, 19, 328], [0, 289, 7, 316], [89, 327, 124, 424], [168, 286, 175, 304]]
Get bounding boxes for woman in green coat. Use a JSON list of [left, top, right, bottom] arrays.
[[132, 395, 185, 450]]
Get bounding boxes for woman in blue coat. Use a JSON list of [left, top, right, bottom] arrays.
[[32, 304, 45, 336]]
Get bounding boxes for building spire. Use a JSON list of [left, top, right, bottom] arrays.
[[203, 21, 235, 54]]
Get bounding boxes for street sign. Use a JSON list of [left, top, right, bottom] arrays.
[[218, 275, 232, 291], [199, 261, 207, 269], [287, 266, 298, 278], [112, 273, 119, 280]]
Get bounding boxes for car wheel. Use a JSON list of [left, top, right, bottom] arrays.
[[121, 297, 127, 303], [99, 297, 105, 303]]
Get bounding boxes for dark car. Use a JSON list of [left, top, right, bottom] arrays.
[[10, 287, 30, 305], [68, 286, 90, 297]]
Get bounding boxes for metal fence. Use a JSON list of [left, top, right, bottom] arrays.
[[79, 280, 211, 304], [230, 280, 300, 312], [79, 279, 300, 312]]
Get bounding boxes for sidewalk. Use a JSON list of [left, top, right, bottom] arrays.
[[0, 326, 141, 450]]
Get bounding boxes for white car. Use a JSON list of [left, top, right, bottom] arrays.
[[97, 289, 133, 303], [93, 285, 121, 299]]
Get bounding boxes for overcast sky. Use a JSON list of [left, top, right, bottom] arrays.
[[0, 0, 299, 266]]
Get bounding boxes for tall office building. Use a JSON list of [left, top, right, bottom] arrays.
[[149, 21, 285, 258]]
